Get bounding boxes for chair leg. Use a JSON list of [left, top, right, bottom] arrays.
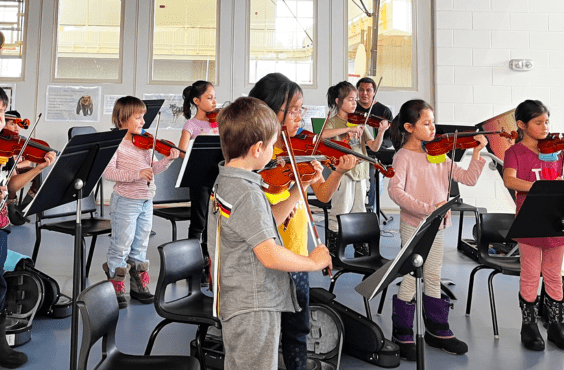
[[195, 324, 210, 370], [171, 220, 178, 241], [145, 318, 173, 355], [377, 286, 387, 315], [488, 270, 501, 339], [32, 229, 42, 262], [85, 236, 98, 279], [440, 282, 457, 300], [363, 297, 373, 321], [81, 237, 87, 291], [328, 271, 344, 293], [466, 265, 490, 315]]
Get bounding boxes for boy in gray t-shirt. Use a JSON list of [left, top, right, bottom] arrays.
[[208, 97, 332, 370]]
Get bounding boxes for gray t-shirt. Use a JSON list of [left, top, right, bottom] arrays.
[[208, 163, 299, 321]]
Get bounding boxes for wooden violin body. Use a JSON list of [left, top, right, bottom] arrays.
[[423, 129, 517, 157], [131, 132, 186, 156], [0, 129, 58, 163], [347, 111, 386, 128], [538, 133, 564, 154]]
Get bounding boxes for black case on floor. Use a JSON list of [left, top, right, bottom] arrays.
[[309, 287, 400, 368]]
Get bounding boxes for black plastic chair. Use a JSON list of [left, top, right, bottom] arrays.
[[77, 280, 200, 370], [68, 126, 104, 217], [145, 239, 221, 370], [465, 213, 519, 338], [152, 155, 191, 241], [33, 183, 111, 280], [329, 212, 390, 320]]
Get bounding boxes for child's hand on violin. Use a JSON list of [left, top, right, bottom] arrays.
[[301, 160, 324, 188], [473, 134, 488, 153], [309, 244, 333, 271], [335, 154, 357, 174], [37, 151, 57, 170], [139, 168, 153, 182], [349, 124, 365, 138], [167, 148, 180, 160]]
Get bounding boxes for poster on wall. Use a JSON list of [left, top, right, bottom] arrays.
[[104, 95, 126, 115], [302, 105, 326, 132], [143, 93, 185, 129], [45, 85, 101, 122], [0, 84, 15, 110]]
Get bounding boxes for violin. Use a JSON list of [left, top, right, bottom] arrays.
[[347, 111, 386, 128], [11, 118, 30, 130], [258, 155, 329, 195], [538, 133, 564, 154], [285, 130, 395, 178], [131, 132, 186, 156], [423, 129, 517, 157], [0, 129, 58, 163], [206, 109, 220, 127]]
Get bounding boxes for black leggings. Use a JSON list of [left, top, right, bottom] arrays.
[[189, 185, 212, 255]]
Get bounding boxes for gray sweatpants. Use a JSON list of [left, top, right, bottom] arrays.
[[328, 175, 367, 232], [222, 311, 282, 370]]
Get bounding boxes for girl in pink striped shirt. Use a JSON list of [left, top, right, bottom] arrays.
[[103, 96, 179, 309], [388, 99, 486, 360]]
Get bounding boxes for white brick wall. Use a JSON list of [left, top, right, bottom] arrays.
[[431, 0, 564, 214]]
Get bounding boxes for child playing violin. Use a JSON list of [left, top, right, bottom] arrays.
[[208, 96, 332, 370], [322, 81, 389, 257], [503, 100, 564, 351], [388, 99, 486, 360], [249, 73, 356, 370], [3, 111, 37, 225], [178, 80, 218, 280], [103, 96, 179, 309], [0, 87, 56, 369]]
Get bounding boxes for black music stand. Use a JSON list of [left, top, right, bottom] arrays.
[[142, 99, 164, 129], [367, 148, 395, 225], [507, 180, 564, 240], [355, 196, 459, 370], [23, 129, 126, 370], [176, 135, 223, 189]]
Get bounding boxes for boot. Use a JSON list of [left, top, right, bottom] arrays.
[[544, 294, 564, 349], [127, 260, 154, 304], [0, 310, 28, 369], [103, 262, 129, 309], [353, 243, 369, 258], [422, 294, 468, 355], [7, 200, 29, 226], [391, 295, 417, 361], [519, 294, 545, 351]]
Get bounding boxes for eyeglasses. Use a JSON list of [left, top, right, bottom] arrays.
[[279, 107, 307, 119]]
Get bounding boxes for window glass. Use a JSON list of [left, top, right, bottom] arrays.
[[348, 0, 414, 89], [55, 0, 123, 81], [0, 0, 26, 79], [151, 0, 217, 84], [249, 0, 315, 85]]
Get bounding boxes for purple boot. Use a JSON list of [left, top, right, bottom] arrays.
[[422, 294, 468, 355], [391, 295, 416, 361]]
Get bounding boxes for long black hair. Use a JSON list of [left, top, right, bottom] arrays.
[[326, 81, 356, 113], [514, 100, 550, 143], [390, 99, 434, 150], [182, 80, 214, 119], [248, 73, 303, 125]]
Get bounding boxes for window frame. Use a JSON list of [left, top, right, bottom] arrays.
[[0, 0, 29, 82], [345, 0, 418, 92], [51, 0, 126, 83], [245, 0, 318, 89], [147, 0, 221, 86]]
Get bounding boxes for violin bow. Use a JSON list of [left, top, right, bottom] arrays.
[[311, 112, 331, 156], [362, 76, 383, 127], [446, 130, 458, 200], [0, 113, 43, 211], [148, 112, 161, 187], [280, 127, 332, 278]]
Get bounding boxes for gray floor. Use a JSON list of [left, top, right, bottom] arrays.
[[5, 209, 564, 370]]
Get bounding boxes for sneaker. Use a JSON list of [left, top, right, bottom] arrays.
[[128, 261, 154, 304], [103, 262, 129, 309], [353, 243, 370, 258]]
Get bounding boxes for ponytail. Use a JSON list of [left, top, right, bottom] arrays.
[[326, 81, 356, 113], [390, 99, 434, 150], [182, 80, 213, 120]]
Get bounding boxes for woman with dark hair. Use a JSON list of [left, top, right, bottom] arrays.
[[249, 73, 356, 370], [503, 100, 564, 351]]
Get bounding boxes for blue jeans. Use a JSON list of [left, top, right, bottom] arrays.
[[0, 230, 8, 311], [368, 166, 384, 212], [107, 193, 152, 277], [281, 272, 310, 370]]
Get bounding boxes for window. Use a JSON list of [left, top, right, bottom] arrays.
[[347, 0, 415, 89], [249, 0, 315, 85], [0, 0, 27, 79], [150, 0, 218, 84], [54, 0, 123, 81]]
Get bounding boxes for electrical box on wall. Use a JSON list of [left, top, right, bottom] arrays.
[[509, 59, 534, 71]]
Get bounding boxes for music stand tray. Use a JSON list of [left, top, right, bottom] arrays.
[[507, 180, 564, 240], [176, 135, 223, 189], [355, 196, 459, 370], [23, 129, 126, 370]]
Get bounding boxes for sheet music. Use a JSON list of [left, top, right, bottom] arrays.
[[175, 139, 195, 188]]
